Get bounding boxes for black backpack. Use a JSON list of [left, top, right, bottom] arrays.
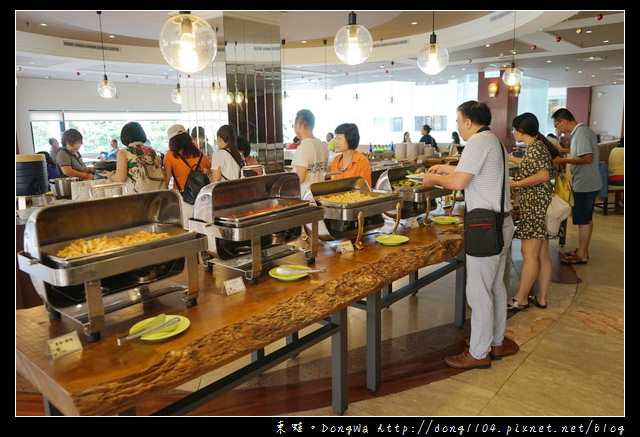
[[172, 152, 210, 205]]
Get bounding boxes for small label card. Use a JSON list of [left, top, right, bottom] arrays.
[[47, 331, 82, 360], [408, 218, 420, 229], [224, 276, 246, 295], [338, 240, 354, 254]]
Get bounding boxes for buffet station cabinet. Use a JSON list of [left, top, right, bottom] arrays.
[[17, 191, 207, 342], [375, 165, 453, 224], [189, 172, 325, 284]]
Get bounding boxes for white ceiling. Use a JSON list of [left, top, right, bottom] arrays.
[[15, 10, 624, 90]]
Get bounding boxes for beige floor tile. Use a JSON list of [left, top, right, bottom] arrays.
[[498, 353, 624, 416], [350, 378, 495, 416]]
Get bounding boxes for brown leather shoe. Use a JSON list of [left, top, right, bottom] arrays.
[[490, 336, 519, 360], [444, 348, 491, 369], [463, 336, 520, 360]]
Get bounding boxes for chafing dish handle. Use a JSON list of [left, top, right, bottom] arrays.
[[448, 190, 457, 216], [354, 211, 364, 250], [392, 202, 402, 235], [423, 195, 431, 227]]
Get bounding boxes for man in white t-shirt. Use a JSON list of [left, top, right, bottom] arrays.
[[291, 109, 328, 197], [422, 101, 518, 370]]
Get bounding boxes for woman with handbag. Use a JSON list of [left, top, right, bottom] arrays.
[[507, 113, 559, 311]]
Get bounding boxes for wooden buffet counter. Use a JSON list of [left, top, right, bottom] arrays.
[[16, 219, 464, 416]]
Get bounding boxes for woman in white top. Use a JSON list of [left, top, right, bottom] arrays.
[[211, 124, 243, 182]]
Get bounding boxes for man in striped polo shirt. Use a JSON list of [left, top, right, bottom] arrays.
[[422, 101, 519, 369]]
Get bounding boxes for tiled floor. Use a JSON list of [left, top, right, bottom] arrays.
[[281, 210, 625, 416]]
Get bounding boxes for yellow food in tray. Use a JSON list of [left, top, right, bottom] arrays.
[[55, 231, 170, 258], [317, 191, 377, 204]]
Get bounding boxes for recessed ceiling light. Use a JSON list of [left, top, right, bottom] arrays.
[[410, 21, 418, 25], [603, 39, 610, 43], [546, 60, 552, 63], [109, 35, 115, 38], [39, 23, 47, 26]]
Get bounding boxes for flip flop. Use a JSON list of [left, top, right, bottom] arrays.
[[562, 249, 588, 260], [560, 254, 588, 265]]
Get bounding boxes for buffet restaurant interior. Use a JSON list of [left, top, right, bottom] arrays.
[[15, 10, 624, 419]]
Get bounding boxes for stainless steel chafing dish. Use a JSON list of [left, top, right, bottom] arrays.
[[375, 165, 453, 225], [189, 172, 325, 283], [309, 176, 403, 249], [17, 190, 207, 342]]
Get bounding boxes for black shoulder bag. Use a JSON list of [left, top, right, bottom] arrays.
[[172, 152, 210, 205], [463, 129, 507, 257]]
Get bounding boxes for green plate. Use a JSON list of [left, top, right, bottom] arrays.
[[269, 264, 311, 281], [375, 235, 409, 246], [128, 314, 190, 342], [431, 216, 460, 225]]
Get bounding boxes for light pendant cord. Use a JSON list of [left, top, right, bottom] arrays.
[[97, 11, 107, 78]]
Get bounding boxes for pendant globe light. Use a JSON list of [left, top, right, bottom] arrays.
[[96, 11, 117, 99], [159, 11, 217, 73], [417, 12, 449, 75], [333, 11, 373, 66], [502, 11, 522, 87]]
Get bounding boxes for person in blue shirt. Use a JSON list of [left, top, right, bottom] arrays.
[[551, 108, 602, 265], [105, 138, 119, 160]]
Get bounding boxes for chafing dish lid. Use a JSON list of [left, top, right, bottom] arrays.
[[23, 190, 183, 260]]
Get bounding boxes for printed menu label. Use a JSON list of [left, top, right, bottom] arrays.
[[47, 331, 82, 360]]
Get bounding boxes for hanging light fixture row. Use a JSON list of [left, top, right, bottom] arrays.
[[332, 11, 450, 76]]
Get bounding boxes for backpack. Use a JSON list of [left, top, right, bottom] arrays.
[[135, 161, 167, 193], [172, 152, 210, 205], [125, 143, 167, 193]]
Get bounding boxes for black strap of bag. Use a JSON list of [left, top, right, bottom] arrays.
[[171, 152, 203, 192]]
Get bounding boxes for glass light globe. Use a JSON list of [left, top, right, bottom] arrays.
[[159, 12, 217, 73], [417, 42, 449, 75], [171, 85, 182, 104], [502, 65, 523, 87], [235, 91, 244, 104], [97, 76, 116, 98], [334, 15, 373, 66]]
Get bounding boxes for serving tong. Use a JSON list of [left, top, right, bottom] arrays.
[[117, 314, 180, 345]]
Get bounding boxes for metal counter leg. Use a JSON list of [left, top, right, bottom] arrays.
[[366, 290, 381, 392], [331, 308, 348, 414]]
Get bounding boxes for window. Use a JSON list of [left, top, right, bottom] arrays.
[[29, 110, 182, 156], [414, 115, 447, 132]]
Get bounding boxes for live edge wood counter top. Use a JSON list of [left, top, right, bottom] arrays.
[[16, 221, 463, 416]]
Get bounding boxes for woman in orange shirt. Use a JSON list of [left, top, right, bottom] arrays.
[[163, 124, 212, 192], [330, 123, 372, 187]]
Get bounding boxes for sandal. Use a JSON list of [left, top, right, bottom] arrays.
[[562, 249, 588, 261], [507, 298, 529, 311], [528, 294, 547, 309], [560, 253, 588, 265]]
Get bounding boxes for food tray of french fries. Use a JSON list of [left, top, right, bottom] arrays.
[[315, 190, 397, 208], [42, 223, 197, 266]]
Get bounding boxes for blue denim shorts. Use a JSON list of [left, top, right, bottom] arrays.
[[572, 190, 599, 225]]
